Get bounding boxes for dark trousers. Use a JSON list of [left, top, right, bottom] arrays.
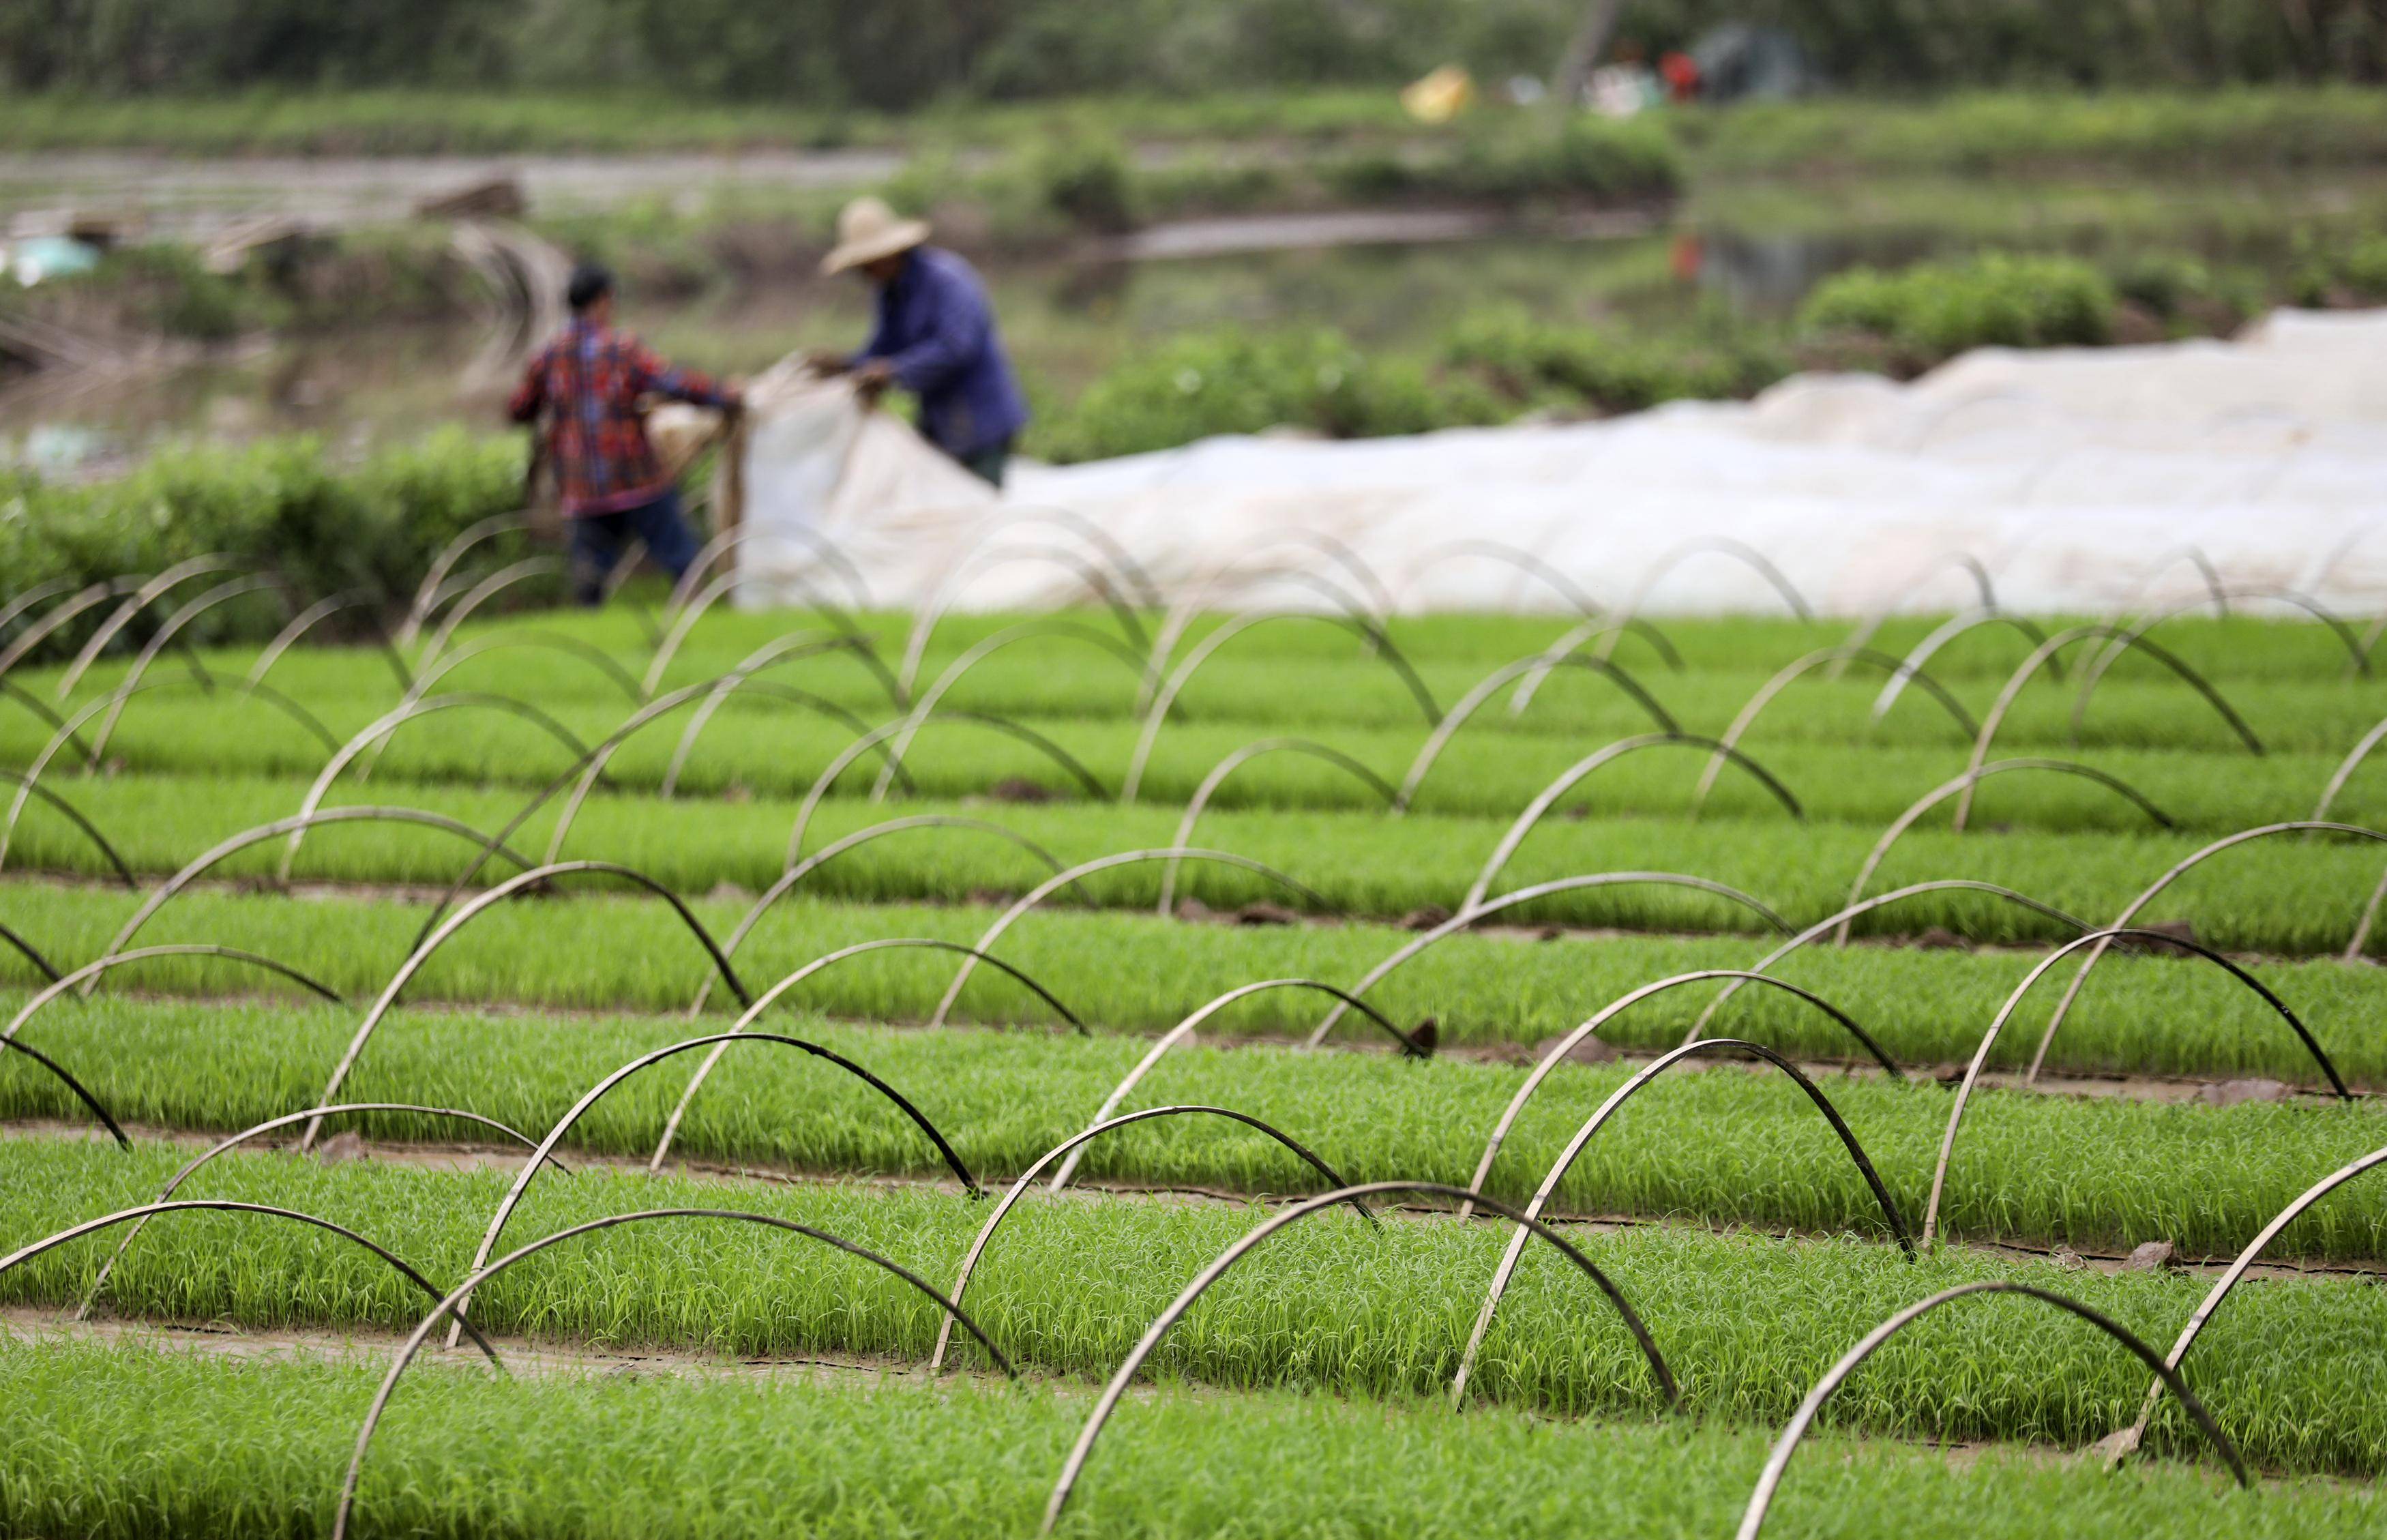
[[568, 490, 700, 606], [956, 438, 1013, 489]]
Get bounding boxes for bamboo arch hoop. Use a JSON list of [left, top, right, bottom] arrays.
[[871, 618, 1148, 800], [1159, 739, 1397, 910], [1395, 653, 1680, 814], [1451, 1037, 1913, 1399], [1692, 646, 1978, 812], [928, 1104, 1379, 1371], [1039, 1181, 1677, 1535], [1122, 610, 1442, 801], [1683, 880, 2090, 1046], [687, 816, 1086, 1017], [651, 941, 1089, 1172], [76, 1102, 567, 1320], [2105, 1142, 2387, 1465], [306, 861, 753, 1147], [1461, 971, 1901, 1220], [2021, 822, 2387, 1083], [1465, 735, 1804, 910], [1735, 1281, 2247, 1540], [1925, 926, 2347, 1245], [0, 1200, 504, 1363], [1048, 979, 1429, 1194], [1839, 758, 2177, 934], [9, 946, 344, 1040], [95, 808, 536, 977], [0, 1034, 130, 1145], [1303, 872, 1794, 1048], [927, 848, 1334, 1030], [336, 1209, 1014, 1540]]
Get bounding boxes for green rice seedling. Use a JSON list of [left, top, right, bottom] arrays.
[[3, 1338, 2375, 1540], [6, 1003, 2387, 1259], [6, 1140, 2387, 1472]]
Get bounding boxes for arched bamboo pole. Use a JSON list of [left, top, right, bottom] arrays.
[[282, 694, 591, 880], [1122, 610, 1441, 801], [55, 554, 246, 698], [1461, 972, 1901, 1221], [0, 578, 138, 682], [1955, 625, 2259, 828], [76, 1102, 567, 1320], [1046, 979, 1428, 1194], [1303, 872, 1794, 1048], [246, 589, 412, 692], [0, 919, 59, 981], [1465, 735, 1804, 909], [1136, 562, 1395, 713], [1692, 647, 1978, 812], [896, 541, 1155, 700], [1927, 927, 2347, 1246], [1389, 537, 1605, 617], [782, 711, 1109, 865], [1451, 1037, 1912, 1397], [405, 630, 642, 706], [870, 619, 1147, 799], [1684, 880, 2090, 1046], [9, 946, 344, 1039], [2310, 717, 2387, 821], [1159, 739, 1397, 911], [1829, 553, 1998, 671], [1871, 608, 2059, 720], [2105, 1143, 2387, 1465], [0, 1034, 130, 1144], [83, 573, 294, 762], [396, 514, 529, 647], [687, 816, 1084, 1017], [98, 808, 536, 968], [657, 680, 886, 799], [306, 861, 754, 1148], [0, 1200, 503, 1362], [462, 1029, 981, 1337], [1838, 758, 2176, 937], [335, 1209, 1013, 1540], [1039, 1181, 1676, 1535], [1735, 1282, 2246, 1540], [928, 1104, 1377, 1371], [928, 849, 1333, 1029], [0, 767, 136, 886], [415, 556, 566, 669], [649, 941, 1088, 1171], [1395, 653, 1680, 814], [2021, 822, 2387, 1084]]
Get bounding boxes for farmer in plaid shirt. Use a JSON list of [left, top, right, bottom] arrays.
[[509, 263, 742, 605]]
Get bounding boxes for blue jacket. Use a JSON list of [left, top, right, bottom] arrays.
[[855, 247, 1029, 457]]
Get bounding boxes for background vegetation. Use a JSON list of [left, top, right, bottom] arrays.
[[8, 0, 2387, 106]]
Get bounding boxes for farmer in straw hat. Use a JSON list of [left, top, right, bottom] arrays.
[[810, 196, 1028, 488]]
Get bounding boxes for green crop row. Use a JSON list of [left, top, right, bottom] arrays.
[[12, 772, 2387, 957], [7, 1139, 2387, 1474], [14, 868, 2387, 1081], [8, 995, 2387, 1258], [8, 1340, 2369, 1540]]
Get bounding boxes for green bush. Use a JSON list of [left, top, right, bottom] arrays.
[[1031, 132, 1142, 233], [1798, 252, 2117, 362], [1, 430, 532, 656], [1442, 305, 1790, 415], [1031, 327, 1505, 462]]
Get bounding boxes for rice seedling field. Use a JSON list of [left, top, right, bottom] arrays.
[[3, 533, 2386, 1537]]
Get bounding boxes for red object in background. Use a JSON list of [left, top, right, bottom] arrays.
[[1660, 50, 1702, 102], [1670, 232, 1704, 283]]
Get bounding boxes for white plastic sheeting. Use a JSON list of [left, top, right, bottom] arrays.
[[735, 309, 2387, 617]]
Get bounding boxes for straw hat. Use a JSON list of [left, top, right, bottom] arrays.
[[821, 196, 931, 275]]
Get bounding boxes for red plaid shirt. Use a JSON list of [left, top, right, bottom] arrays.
[[509, 320, 733, 518]]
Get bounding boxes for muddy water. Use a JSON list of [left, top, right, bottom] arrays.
[[10, 164, 2387, 471]]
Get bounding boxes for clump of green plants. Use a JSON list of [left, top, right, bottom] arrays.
[[3, 428, 529, 643], [1798, 252, 2117, 369], [1031, 326, 1506, 460], [1442, 304, 1789, 415]]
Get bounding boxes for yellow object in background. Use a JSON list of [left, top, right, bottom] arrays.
[[1401, 65, 1474, 123]]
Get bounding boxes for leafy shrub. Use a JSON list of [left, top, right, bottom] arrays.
[[1031, 132, 1142, 233], [1798, 253, 2117, 363], [1, 430, 531, 655], [1031, 327, 1504, 462], [1442, 306, 1789, 415]]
